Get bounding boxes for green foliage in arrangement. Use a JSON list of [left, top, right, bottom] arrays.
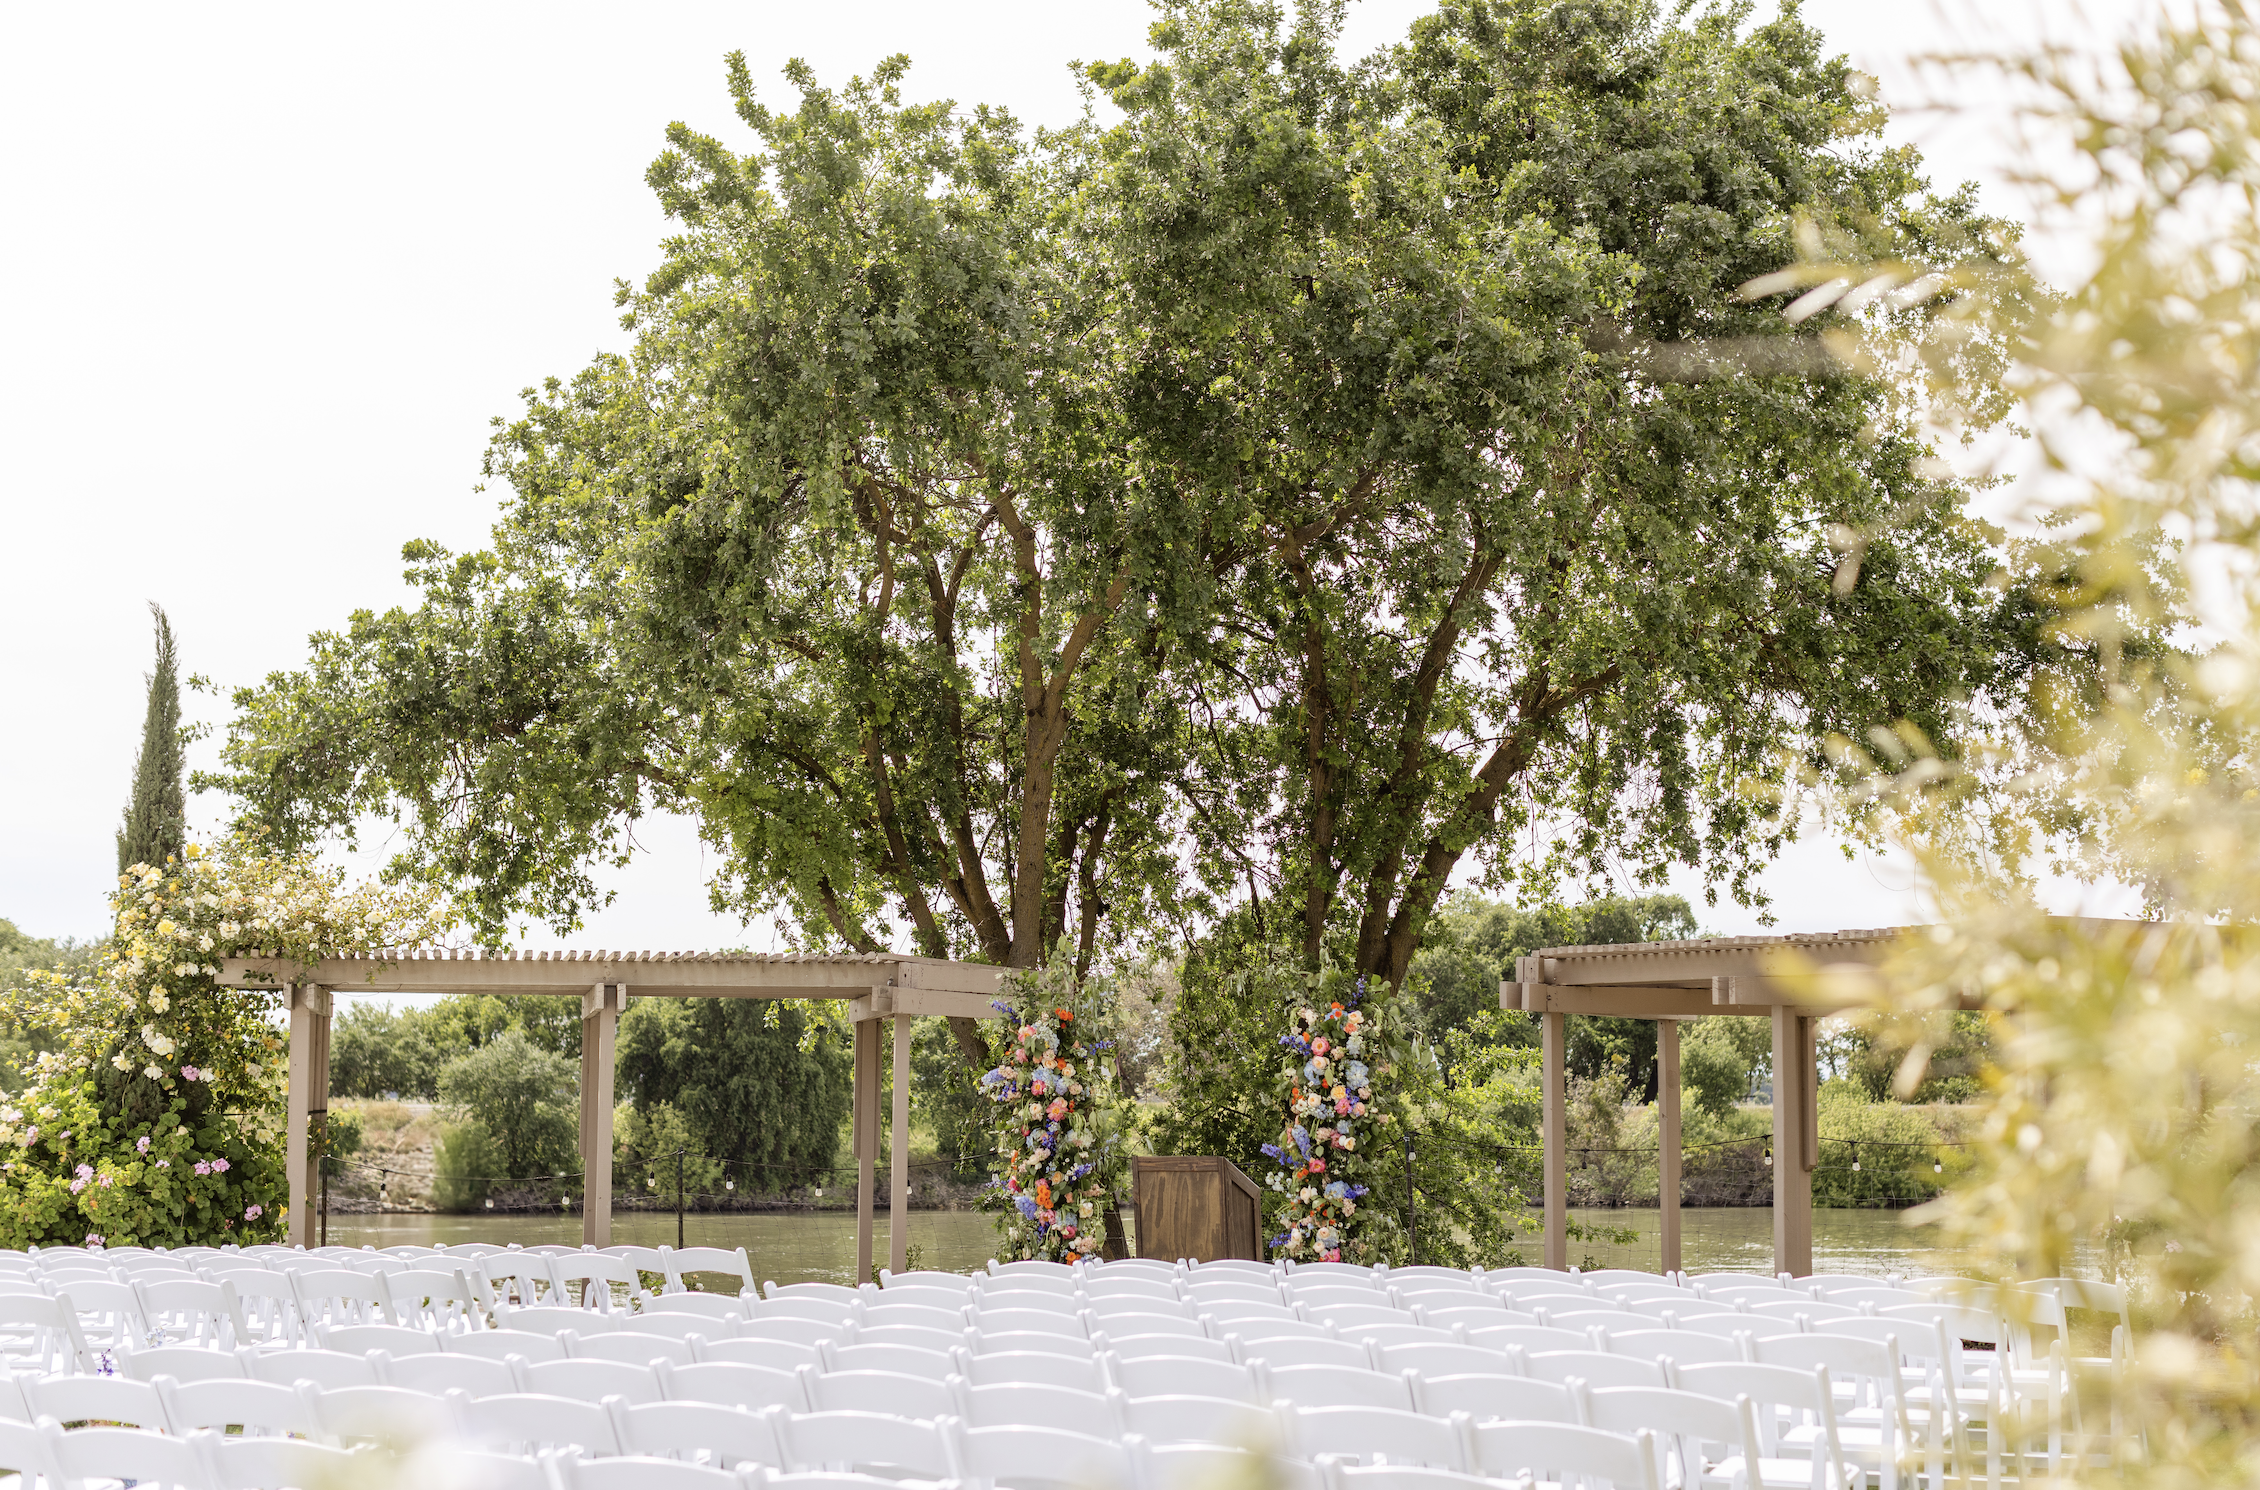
[[0, 836, 445, 1247], [1148, 921, 1304, 1167], [613, 999, 850, 1192], [117, 604, 188, 879]]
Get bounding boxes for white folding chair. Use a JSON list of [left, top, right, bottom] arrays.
[[1345, 1324, 1456, 1352], [135, 1278, 249, 1349], [1105, 1353, 1263, 1402], [952, 1380, 1122, 1438], [555, 1450, 757, 1490], [288, 1270, 397, 1332], [1079, 1278, 1178, 1303], [944, 1421, 1136, 1490], [740, 1318, 843, 1350], [1376, 1342, 1515, 1379], [156, 1375, 324, 1438], [861, 1323, 970, 1355], [24, 1372, 170, 1430], [1235, 1334, 1371, 1369], [763, 1282, 867, 1306], [446, 1327, 568, 1364], [500, 1304, 630, 1335], [1288, 1263, 1379, 1285], [968, 1307, 1083, 1339], [1117, 1391, 1277, 1446], [380, 1350, 518, 1398], [658, 1359, 809, 1413], [0, 1289, 97, 1372], [1092, 1331, 1236, 1364], [304, 1382, 459, 1448], [1410, 1372, 1580, 1424], [755, 1299, 862, 1331], [1466, 1324, 1595, 1356], [385, 1268, 486, 1333], [1136, 1442, 1320, 1490], [1585, 1385, 1766, 1490], [321, 1322, 442, 1357], [197, 1432, 362, 1489], [244, 1347, 378, 1391], [1526, 1350, 1668, 1390], [572, 1330, 696, 1367], [1463, 1419, 1661, 1490], [1278, 1403, 1466, 1468], [818, 1342, 952, 1380], [607, 1397, 782, 1467], [862, 1303, 967, 1334], [1263, 1363, 1416, 1410], [643, 1294, 751, 1326], [199, 1270, 299, 1348], [448, 1390, 621, 1454], [521, 1357, 663, 1404], [797, 1367, 948, 1418], [0, 1416, 58, 1489], [555, 1253, 644, 1313], [877, 1270, 975, 1292], [1670, 1315, 1763, 1343], [479, 1254, 556, 1308], [773, 1410, 957, 1479], [39, 1419, 207, 1490], [1675, 1362, 1859, 1490], [698, 1337, 820, 1373], [953, 1348, 1106, 1394], [1752, 1334, 1916, 1490], [1605, 1330, 1750, 1368], [667, 1248, 758, 1298], [120, 1343, 247, 1383]]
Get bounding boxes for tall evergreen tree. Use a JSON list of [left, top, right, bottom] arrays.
[[117, 604, 186, 875]]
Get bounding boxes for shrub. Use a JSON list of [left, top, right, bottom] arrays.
[[435, 1031, 576, 1180], [0, 835, 444, 1247], [614, 998, 848, 1190], [431, 1121, 505, 1212]]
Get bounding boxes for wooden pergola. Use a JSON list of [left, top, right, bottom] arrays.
[[1505, 927, 1912, 1277], [219, 950, 1005, 1277]]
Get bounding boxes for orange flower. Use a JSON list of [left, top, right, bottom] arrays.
[[1036, 1180, 1053, 1209], [1055, 1008, 1074, 1022]]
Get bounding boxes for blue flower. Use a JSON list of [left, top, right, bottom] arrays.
[[1291, 1125, 1311, 1158], [990, 999, 1016, 1015], [1346, 1184, 1370, 1200], [1260, 1143, 1285, 1163], [1323, 1181, 1348, 1200], [1015, 1195, 1038, 1219]]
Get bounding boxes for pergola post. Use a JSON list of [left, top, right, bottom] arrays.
[[1657, 1018, 1681, 1277], [890, 1013, 912, 1277], [284, 983, 331, 1249], [853, 1012, 879, 1283], [580, 983, 622, 1246], [1541, 1008, 1567, 1271], [1771, 1005, 1816, 1278]]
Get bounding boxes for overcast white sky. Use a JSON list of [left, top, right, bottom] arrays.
[[0, 0, 2163, 950]]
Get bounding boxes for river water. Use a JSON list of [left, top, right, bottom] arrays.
[[322, 1205, 1953, 1286]]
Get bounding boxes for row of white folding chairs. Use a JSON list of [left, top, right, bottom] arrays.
[[0, 1412, 992, 1490], [0, 1368, 1694, 1490]]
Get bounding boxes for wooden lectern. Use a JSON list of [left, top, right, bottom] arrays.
[[1134, 1155, 1264, 1262]]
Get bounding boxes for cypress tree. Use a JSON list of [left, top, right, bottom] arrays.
[[117, 603, 186, 875]]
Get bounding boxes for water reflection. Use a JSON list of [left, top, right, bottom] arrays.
[[324, 1205, 1955, 1284]]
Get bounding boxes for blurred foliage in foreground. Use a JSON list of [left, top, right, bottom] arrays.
[[1779, 3, 2260, 1479]]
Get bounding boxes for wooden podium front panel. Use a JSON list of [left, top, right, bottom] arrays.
[[1134, 1155, 1264, 1262]]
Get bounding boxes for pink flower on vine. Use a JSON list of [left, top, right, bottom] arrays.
[[135, 1136, 151, 1154], [155, 1160, 169, 1169], [193, 1161, 212, 1176], [180, 1066, 201, 1081], [210, 1158, 229, 1173], [84, 1233, 103, 1247], [243, 1205, 262, 1221]]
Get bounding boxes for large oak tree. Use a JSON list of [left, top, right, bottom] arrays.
[[216, 0, 2043, 1014]]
